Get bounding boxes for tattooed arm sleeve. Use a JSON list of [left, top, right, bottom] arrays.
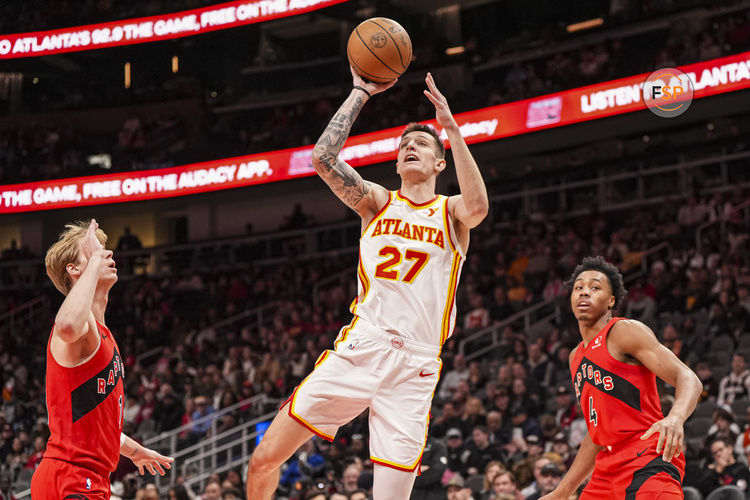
[[311, 89, 382, 215]]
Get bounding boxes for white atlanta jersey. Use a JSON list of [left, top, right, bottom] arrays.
[[350, 190, 466, 347]]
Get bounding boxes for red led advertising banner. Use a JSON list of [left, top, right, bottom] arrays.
[[0, 0, 348, 59], [1, 51, 749, 214]]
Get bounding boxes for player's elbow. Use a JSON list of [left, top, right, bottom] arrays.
[[470, 202, 489, 221], [310, 149, 336, 173], [464, 202, 489, 228], [690, 370, 703, 401], [53, 322, 81, 343]]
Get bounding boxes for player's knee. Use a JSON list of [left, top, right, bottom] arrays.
[[248, 442, 281, 474]]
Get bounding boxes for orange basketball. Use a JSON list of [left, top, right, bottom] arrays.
[[347, 18, 412, 84]]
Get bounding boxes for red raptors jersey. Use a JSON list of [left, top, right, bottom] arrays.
[[43, 321, 124, 476], [571, 317, 664, 447]]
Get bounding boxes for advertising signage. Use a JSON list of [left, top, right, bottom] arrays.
[[1, 51, 749, 213], [0, 0, 348, 59]]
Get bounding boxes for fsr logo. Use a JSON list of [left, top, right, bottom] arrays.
[[642, 67, 694, 118]]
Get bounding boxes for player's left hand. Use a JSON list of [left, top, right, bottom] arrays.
[[130, 446, 175, 476], [640, 414, 684, 462], [423, 72, 458, 131]]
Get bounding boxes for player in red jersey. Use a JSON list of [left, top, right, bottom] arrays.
[[32, 220, 174, 499], [541, 256, 702, 500]]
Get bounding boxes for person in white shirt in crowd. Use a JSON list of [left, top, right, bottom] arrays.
[[439, 354, 470, 402], [718, 353, 750, 406]]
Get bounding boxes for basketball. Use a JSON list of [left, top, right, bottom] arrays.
[[347, 17, 412, 84]]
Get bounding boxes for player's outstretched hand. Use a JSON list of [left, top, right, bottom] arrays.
[[131, 446, 175, 476], [80, 219, 103, 260], [423, 72, 458, 131], [350, 66, 397, 96], [640, 414, 684, 462]]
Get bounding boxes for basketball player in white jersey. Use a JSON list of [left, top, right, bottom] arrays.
[[246, 68, 488, 499]]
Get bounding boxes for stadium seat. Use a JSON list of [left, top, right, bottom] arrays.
[[693, 401, 718, 419], [685, 417, 713, 438], [708, 351, 732, 370], [13, 468, 33, 492], [710, 335, 735, 354], [683, 486, 704, 500], [466, 474, 484, 493], [737, 333, 750, 350], [705, 485, 745, 500], [712, 363, 731, 381], [731, 399, 749, 418]]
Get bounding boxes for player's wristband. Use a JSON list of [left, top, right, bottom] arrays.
[[120, 433, 126, 446], [353, 86, 371, 98]]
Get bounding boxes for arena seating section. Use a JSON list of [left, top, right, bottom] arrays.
[[1, 0, 750, 498]]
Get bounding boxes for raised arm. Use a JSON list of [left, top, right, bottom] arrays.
[[54, 220, 113, 344], [611, 319, 702, 462], [310, 68, 392, 221], [423, 73, 488, 230]]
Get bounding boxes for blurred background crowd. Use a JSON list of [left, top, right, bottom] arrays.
[[1, 0, 750, 499]]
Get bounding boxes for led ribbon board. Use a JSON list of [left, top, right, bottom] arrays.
[[1, 51, 749, 213], [0, 0, 349, 59]]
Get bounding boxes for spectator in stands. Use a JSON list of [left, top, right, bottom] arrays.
[[526, 343, 551, 389], [445, 475, 473, 500], [280, 439, 325, 491], [508, 407, 541, 454], [625, 281, 657, 328], [549, 432, 574, 470], [490, 287, 513, 323], [411, 434, 448, 500], [201, 480, 221, 500], [697, 436, 750, 497], [696, 361, 719, 401], [492, 471, 523, 500], [188, 395, 215, 443], [524, 462, 563, 500], [465, 292, 491, 331], [519, 456, 551, 498], [708, 407, 741, 446], [465, 426, 504, 476], [0, 424, 13, 463], [734, 406, 750, 460], [444, 428, 467, 474], [220, 488, 242, 499], [282, 203, 314, 230], [486, 410, 510, 446], [718, 353, 750, 406], [439, 354, 470, 402], [155, 386, 184, 433], [117, 227, 143, 252], [341, 463, 361, 494], [0, 473, 16, 500], [458, 397, 485, 434], [478, 461, 505, 500], [678, 195, 708, 228]]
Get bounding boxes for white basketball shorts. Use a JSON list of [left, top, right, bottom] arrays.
[[283, 316, 442, 472]]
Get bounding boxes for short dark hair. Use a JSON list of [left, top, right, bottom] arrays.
[[401, 123, 445, 159], [566, 256, 627, 311], [710, 435, 734, 449]]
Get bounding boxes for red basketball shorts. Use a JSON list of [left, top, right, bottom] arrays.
[[580, 433, 685, 500], [31, 458, 110, 499]]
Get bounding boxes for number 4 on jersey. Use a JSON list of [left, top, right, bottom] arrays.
[[588, 396, 598, 426]]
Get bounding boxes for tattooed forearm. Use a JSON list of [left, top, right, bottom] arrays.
[[314, 94, 365, 157], [311, 91, 371, 210]]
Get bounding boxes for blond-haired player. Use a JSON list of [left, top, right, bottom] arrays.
[[32, 220, 173, 499], [246, 69, 488, 499]]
